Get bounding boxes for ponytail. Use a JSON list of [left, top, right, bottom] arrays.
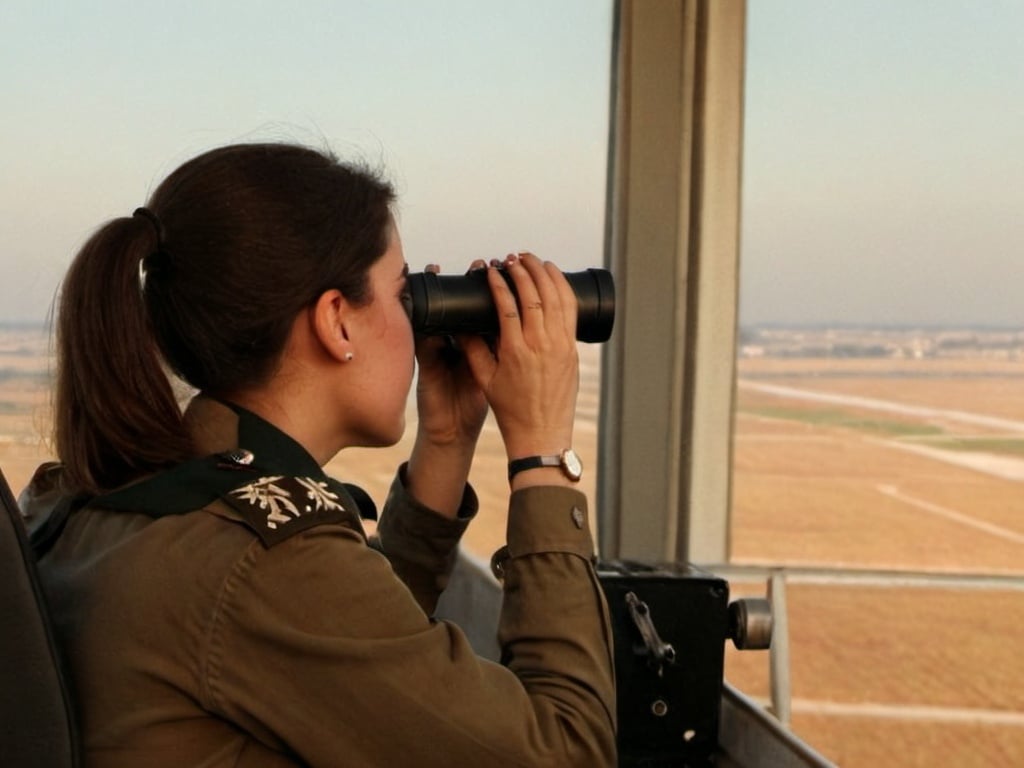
[[55, 214, 192, 495]]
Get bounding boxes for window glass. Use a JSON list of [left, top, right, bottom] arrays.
[[729, 2, 1024, 764], [0, 1, 612, 552]]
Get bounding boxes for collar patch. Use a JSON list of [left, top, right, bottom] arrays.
[[230, 476, 345, 529], [223, 475, 353, 546]]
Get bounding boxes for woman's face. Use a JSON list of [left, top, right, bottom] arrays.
[[343, 226, 415, 447]]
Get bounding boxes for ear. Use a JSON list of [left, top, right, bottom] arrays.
[[310, 289, 355, 363]]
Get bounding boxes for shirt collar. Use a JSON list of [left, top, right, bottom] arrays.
[[93, 395, 376, 522]]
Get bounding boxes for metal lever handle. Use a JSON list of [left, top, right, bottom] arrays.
[[625, 591, 676, 676]]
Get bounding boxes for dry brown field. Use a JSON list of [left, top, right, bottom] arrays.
[[6, 328, 1024, 767], [728, 356, 1024, 766]]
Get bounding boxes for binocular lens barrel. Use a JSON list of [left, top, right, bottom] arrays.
[[406, 268, 615, 343]]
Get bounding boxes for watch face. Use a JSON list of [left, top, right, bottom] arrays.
[[561, 449, 583, 480]]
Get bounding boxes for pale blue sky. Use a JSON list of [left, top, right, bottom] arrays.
[[1, 1, 1021, 326], [1, 0, 612, 323], [742, 0, 1023, 326]]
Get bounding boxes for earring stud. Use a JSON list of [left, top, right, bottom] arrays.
[[344, 352, 354, 361]]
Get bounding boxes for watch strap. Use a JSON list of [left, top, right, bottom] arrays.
[[507, 449, 582, 482], [507, 454, 561, 481]]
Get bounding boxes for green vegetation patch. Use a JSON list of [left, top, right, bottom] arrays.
[[0, 401, 33, 415], [0, 368, 51, 384], [742, 406, 946, 437], [926, 437, 1024, 458]]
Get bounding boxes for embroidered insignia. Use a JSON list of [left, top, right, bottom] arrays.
[[230, 476, 298, 529], [229, 475, 346, 530], [295, 477, 345, 515], [221, 474, 356, 547]]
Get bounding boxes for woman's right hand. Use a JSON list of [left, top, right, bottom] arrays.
[[462, 252, 580, 489]]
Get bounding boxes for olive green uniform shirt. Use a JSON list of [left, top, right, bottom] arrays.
[[25, 397, 616, 767]]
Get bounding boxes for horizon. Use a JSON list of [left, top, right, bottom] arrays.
[[4, 319, 1021, 336]]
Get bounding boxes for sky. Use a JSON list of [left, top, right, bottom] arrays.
[[1, 0, 1021, 327], [742, 0, 1023, 327], [0, 0, 612, 324]]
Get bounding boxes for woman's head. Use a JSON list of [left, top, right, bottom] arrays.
[[55, 142, 397, 494], [145, 143, 395, 391]]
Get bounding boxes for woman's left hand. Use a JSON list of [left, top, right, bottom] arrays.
[[406, 262, 489, 517]]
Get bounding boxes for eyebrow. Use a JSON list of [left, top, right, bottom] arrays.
[[399, 263, 409, 279]]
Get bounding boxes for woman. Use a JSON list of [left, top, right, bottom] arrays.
[[23, 143, 616, 766]]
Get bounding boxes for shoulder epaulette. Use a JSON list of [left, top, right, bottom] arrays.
[[219, 474, 354, 547]]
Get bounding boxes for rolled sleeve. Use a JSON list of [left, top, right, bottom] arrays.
[[505, 486, 594, 560], [374, 463, 478, 614]]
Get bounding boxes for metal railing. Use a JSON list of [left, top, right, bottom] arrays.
[[708, 562, 1024, 751]]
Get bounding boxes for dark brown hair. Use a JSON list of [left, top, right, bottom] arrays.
[[55, 143, 395, 495]]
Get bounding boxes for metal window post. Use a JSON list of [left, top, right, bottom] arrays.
[[599, 0, 746, 565]]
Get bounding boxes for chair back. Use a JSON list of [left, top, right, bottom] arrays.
[[0, 468, 80, 767]]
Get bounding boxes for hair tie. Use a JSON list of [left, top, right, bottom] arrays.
[[133, 207, 171, 274]]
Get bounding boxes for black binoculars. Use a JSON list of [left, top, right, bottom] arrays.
[[406, 267, 615, 343]]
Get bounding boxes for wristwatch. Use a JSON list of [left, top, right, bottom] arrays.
[[508, 448, 583, 482]]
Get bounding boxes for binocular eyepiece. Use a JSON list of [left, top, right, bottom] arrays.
[[406, 267, 615, 343]]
